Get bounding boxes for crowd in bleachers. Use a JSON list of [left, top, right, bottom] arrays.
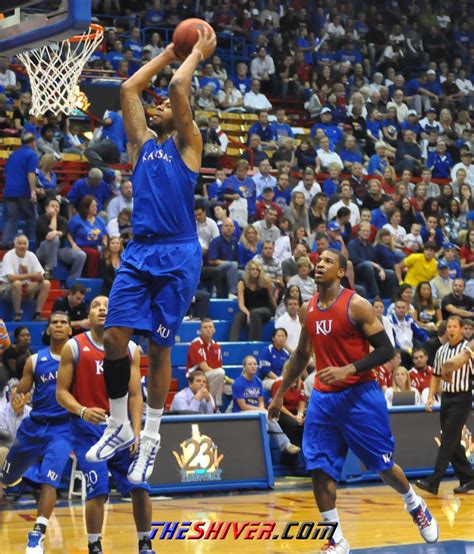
[[1, 0, 474, 474]]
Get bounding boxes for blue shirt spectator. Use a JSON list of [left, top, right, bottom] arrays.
[[247, 122, 278, 145], [67, 214, 107, 248], [222, 174, 257, 217], [101, 110, 127, 153], [208, 234, 239, 264], [199, 75, 221, 95], [124, 29, 142, 59], [310, 113, 344, 150], [37, 169, 57, 191], [232, 76, 252, 95], [105, 51, 124, 70], [336, 46, 363, 64], [270, 121, 295, 140], [232, 374, 262, 412], [258, 343, 290, 379], [368, 153, 389, 175], [427, 149, 453, 179], [322, 178, 339, 196], [67, 171, 112, 213], [4, 138, 39, 198]]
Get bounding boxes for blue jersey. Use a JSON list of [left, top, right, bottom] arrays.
[[232, 375, 263, 412], [258, 344, 290, 379], [30, 348, 69, 421], [131, 137, 198, 238]]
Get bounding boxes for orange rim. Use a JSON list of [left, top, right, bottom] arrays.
[[67, 23, 104, 43]]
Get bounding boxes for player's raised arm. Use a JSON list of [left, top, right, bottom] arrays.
[[120, 44, 179, 162], [168, 28, 216, 171], [268, 303, 312, 419], [319, 295, 395, 384]]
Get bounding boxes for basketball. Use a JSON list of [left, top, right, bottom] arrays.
[[172, 18, 216, 60]]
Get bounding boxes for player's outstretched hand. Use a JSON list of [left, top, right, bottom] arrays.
[[318, 365, 353, 384], [267, 396, 283, 421], [83, 407, 107, 425], [193, 28, 217, 61]]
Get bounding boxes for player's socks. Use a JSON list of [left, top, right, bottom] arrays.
[[109, 395, 129, 424], [88, 534, 101, 544], [320, 509, 344, 543], [402, 485, 421, 511], [33, 517, 48, 535], [143, 407, 164, 437]]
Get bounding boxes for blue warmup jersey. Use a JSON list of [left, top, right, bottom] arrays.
[[2, 348, 71, 488], [131, 136, 198, 238], [105, 136, 202, 346]]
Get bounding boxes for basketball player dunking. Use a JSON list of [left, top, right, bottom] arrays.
[[268, 250, 439, 553], [86, 28, 217, 484], [56, 296, 154, 554], [1, 312, 72, 554]]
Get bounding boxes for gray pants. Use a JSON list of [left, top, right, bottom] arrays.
[[267, 418, 290, 451], [205, 368, 226, 406], [85, 139, 120, 172], [215, 261, 239, 295], [36, 237, 87, 280], [3, 198, 37, 246], [408, 94, 431, 116]]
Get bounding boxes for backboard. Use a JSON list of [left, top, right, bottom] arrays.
[[0, 0, 91, 56]]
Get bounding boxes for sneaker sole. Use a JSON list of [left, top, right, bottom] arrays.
[[86, 435, 136, 462]]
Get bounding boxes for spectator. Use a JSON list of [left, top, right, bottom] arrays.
[[347, 222, 398, 299], [217, 79, 244, 112], [255, 187, 282, 222], [213, 204, 241, 240], [52, 283, 89, 335], [195, 203, 219, 256], [199, 63, 221, 95], [238, 225, 261, 269], [207, 218, 239, 298], [106, 180, 133, 221], [430, 260, 454, 302], [186, 319, 227, 409], [0, 383, 31, 465], [375, 350, 401, 392], [0, 57, 20, 97], [383, 209, 407, 249], [37, 124, 61, 160], [170, 370, 215, 414], [328, 182, 361, 226], [292, 168, 321, 209], [389, 299, 429, 366], [2, 133, 38, 246], [287, 257, 317, 302], [37, 154, 58, 197], [424, 321, 448, 367], [36, 196, 86, 280], [253, 207, 281, 243], [253, 158, 277, 197], [67, 195, 107, 278], [12, 92, 32, 133], [270, 108, 295, 142], [294, 138, 317, 170], [427, 140, 453, 179], [315, 135, 344, 172], [258, 328, 291, 390], [232, 355, 300, 455], [412, 281, 442, 335], [275, 295, 302, 352], [385, 366, 421, 407], [352, 208, 378, 244], [250, 47, 276, 93], [441, 278, 474, 320], [451, 151, 474, 187], [123, 26, 142, 59], [460, 229, 474, 289], [0, 235, 50, 321], [374, 229, 404, 272], [99, 237, 123, 296], [373, 298, 396, 347], [310, 107, 343, 150], [253, 241, 284, 292], [241, 134, 269, 168], [67, 168, 112, 217], [395, 242, 439, 288], [220, 159, 257, 220], [282, 243, 310, 284], [243, 79, 272, 112], [371, 196, 396, 229], [1, 327, 31, 380], [408, 348, 434, 397], [228, 260, 275, 341], [368, 141, 391, 176], [232, 62, 252, 95], [106, 207, 132, 244], [270, 377, 305, 447]]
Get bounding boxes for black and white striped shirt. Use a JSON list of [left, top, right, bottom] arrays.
[[433, 340, 473, 393]]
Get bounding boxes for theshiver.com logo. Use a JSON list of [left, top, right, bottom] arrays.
[[172, 424, 224, 483]]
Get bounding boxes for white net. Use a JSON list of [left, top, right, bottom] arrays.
[[17, 24, 104, 117]]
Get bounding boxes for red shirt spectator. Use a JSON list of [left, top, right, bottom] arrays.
[[186, 336, 222, 375], [271, 378, 305, 414], [255, 200, 282, 222], [409, 366, 433, 392]]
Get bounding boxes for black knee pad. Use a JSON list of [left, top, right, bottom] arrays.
[[103, 356, 131, 399]]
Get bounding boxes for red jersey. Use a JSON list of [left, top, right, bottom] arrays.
[[70, 332, 137, 412], [408, 366, 433, 392], [375, 364, 393, 389], [186, 337, 222, 375], [271, 379, 305, 414], [305, 287, 375, 392]]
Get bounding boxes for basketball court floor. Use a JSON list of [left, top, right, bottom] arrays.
[[1, 478, 472, 553]]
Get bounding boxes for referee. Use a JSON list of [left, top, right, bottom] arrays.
[[415, 316, 474, 495]]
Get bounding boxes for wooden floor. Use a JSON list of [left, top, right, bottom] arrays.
[[1, 479, 473, 553]]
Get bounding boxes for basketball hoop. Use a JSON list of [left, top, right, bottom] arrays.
[[17, 23, 104, 117]]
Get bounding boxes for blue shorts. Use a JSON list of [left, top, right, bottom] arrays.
[[2, 417, 71, 488], [105, 236, 202, 346], [71, 419, 149, 500], [303, 381, 395, 481]]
